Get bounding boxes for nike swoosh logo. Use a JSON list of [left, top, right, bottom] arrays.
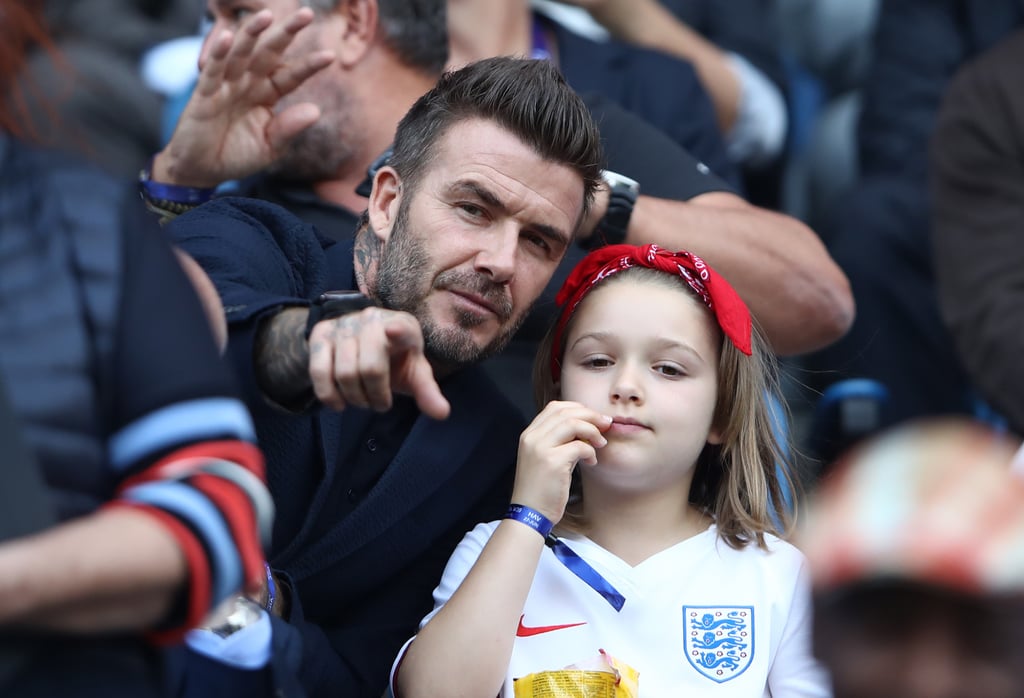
[[516, 615, 587, 637]]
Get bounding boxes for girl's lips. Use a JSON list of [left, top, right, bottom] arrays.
[[607, 418, 651, 435]]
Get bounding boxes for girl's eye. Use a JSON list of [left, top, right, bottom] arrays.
[[655, 364, 684, 377], [583, 356, 612, 368]]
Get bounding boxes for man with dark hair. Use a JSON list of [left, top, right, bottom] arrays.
[[168, 55, 602, 698]]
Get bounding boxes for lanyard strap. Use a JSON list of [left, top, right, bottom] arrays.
[[546, 535, 626, 612]]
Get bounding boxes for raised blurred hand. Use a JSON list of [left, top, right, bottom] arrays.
[[153, 8, 335, 188]]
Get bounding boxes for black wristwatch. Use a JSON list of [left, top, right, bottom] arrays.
[[581, 170, 640, 250], [304, 291, 378, 339]]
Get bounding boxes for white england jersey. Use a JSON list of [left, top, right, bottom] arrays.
[[396, 521, 831, 697]]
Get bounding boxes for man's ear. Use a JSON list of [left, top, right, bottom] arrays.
[[333, 0, 378, 67], [367, 165, 401, 243]]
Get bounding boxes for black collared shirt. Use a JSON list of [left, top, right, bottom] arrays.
[[314, 395, 420, 539], [235, 176, 361, 243]]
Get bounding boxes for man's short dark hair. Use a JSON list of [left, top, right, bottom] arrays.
[[388, 56, 605, 224], [304, 0, 447, 76]]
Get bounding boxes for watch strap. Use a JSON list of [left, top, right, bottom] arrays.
[[304, 292, 378, 339], [582, 170, 639, 251]]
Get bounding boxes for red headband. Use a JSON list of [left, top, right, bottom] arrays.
[[550, 244, 752, 380]]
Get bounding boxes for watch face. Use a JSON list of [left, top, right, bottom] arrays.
[[203, 596, 264, 637]]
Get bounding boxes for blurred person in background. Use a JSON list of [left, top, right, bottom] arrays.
[[531, 0, 789, 207], [930, 28, 1024, 441], [0, 2, 272, 695], [10, 0, 202, 177], [801, 419, 1024, 698], [800, 0, 1024, 468]]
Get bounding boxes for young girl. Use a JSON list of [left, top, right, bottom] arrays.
[[391, 244, 829, 697]]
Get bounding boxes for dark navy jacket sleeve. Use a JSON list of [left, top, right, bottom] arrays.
[[857, 0, 1023, 180], [165, 197, 343, 414], [166, 197, 335, 322]]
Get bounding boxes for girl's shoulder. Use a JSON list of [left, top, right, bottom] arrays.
[[760, 533, 806, 558], [713, 531, 808, 571]]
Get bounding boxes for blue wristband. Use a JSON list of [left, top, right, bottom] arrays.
[[140, 177, 215, 205], [263, 562, 276, 614], [138, 157, 215, 217], [506, 504, 554, 538]]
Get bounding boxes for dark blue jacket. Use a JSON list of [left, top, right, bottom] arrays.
[[167, 198, 525, 697]]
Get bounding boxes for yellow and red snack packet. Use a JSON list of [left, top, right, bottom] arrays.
[[513, 649, 639, 698]]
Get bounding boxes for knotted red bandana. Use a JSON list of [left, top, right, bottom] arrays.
[[550, 244, 752, 380]]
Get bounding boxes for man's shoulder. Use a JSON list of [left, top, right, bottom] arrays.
[[184, 196, 315, 235], [949, 28, 1024, 108], [580, 93, 732, 201], [170, 196, 338, 265]]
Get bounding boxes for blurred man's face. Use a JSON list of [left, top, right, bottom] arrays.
[[369, 118, 584, 372], [815, 584, 1024, 698], [201, 0, 356, 180]]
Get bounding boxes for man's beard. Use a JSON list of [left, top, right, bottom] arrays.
[[267, 91, 355, 181], [373, 199, 527, 373]]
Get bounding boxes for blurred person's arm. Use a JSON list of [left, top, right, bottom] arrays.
[[564, 0, 740, 130], [557, 0, 786, 165], [0, 221, 271, 639], [152, 8, 334, 191], [0, 509, 189, 632], [174, 248, 229, 352]]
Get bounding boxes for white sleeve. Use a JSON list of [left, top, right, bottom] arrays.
[[766, 556, 833, 697], [184, 604, 272, 669], [387, 521, 500, 697], [725, 51, 789, 168]]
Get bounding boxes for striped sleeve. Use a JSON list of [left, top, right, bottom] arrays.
[[106, 396, 272, 638]]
